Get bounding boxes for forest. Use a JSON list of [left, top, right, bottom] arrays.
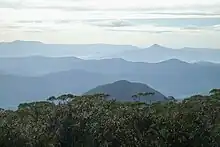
[[1, 89, 220, 147]]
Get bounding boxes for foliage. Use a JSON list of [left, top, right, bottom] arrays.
[[1, 89, 220, 147]]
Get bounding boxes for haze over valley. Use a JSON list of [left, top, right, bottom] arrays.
[[1, 42, 220, 108]]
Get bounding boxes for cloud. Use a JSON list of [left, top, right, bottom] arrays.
[[54, 20, 78, 24], [140, 12, 220, 16], [0, 21, 60, 32], [26, 5, 94, 11], [23, 30, 43, 33], [106, 24, 179, 33], [1, 0, 220, 14], [17, 20, 43, 24], [182, 24, 220, 32], [0, 25, 22, 29], [0, 0, 93, 10], [125, 17, 220, 28], [182, 26, 201, 30], [16, 20, 78, 24], [87, 19, 133, 27], [0, 0, 23, 9], [106, 21, 220, 34], [2, 17, 219, 34], [213, 25, 220, 31], [108, 29, 173, 33]]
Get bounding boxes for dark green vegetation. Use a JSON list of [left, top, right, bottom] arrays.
[[1, 89, 220, 147]]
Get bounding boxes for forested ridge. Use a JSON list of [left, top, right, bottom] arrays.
[[1, 89, 220, 147]]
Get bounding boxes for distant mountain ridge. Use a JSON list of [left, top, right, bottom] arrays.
[[0, 40, 137, 59], [85, 80, 167, 102], [1, 56, 220, 108], [113, 44, 220, 63], [1, 41, 220, 108], [1, 40, 220, 62], [1, 56, 219, 76]]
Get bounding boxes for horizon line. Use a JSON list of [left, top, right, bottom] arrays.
[[1, 40, 220, 50]]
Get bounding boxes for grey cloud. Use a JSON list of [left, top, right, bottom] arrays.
[[208, 25, 220, 31], [182, 24, 220, 31], [87, 19, 133, 27], [48, 3, 220, 13], [108, 29, 173, 34], [0, 4, 94, 11], [108, 26, 217, 33], [0, 24, 58, 32], [28, 5, 94, 11], [17, 20, 76, 24], [125, 17, 220, 28], [33, 3, 220, 13], [182, 26, 200, 30], [112, 3, 220, 12], [23, 30, 43, 33], [54, 20, 77, 24], [25, 26, 59, 32], [0, 0, 92, 10], [0, 25, 23, 30], [141, 12, 220, 16], [2, 25, 23, 29], [1, 0, 220, 19], [21, 27, 59, 33], [17, 20, 43, 24], [0, 1, 24, 9]]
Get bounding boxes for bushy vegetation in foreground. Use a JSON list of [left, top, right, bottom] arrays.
[[1, 89, 220, 147]]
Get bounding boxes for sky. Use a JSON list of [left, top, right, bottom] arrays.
[[0, 0, 220, 48]]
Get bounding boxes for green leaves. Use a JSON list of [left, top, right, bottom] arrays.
[[1, 90, 220, 147]]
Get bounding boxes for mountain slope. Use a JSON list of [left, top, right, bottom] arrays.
[[85, 80, 167, 102]]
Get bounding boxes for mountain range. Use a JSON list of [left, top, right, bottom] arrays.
[[1, 41, 220, 63], [1, 55, 220, 108], [0, 40, 136, 59], [112, 44, 220, 63], [1, 41, 220, 108], [1, 56, 220, 77]]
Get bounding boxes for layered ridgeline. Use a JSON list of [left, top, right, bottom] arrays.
[[1, 57, 220, 108], [1, 41, 220, 62], [85, 80, 167, 103]]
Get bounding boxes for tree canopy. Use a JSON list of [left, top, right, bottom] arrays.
[[0, 89, 220, 147]]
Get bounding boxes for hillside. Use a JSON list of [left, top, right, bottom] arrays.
[[85, 80, 167, 102]]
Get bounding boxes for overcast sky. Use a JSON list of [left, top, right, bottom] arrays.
[[0, 0, 220, 48]]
